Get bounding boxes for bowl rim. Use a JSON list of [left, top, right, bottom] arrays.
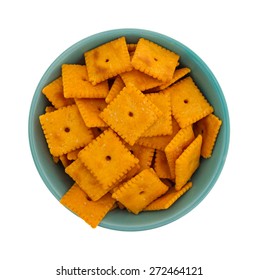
[[28, 28, 230, 231]]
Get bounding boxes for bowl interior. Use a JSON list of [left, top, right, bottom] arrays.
[[28, 29, 230, 231]]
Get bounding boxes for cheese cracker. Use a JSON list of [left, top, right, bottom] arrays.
[[132, 38, 179, 83], [100, 85, 162, 145], [78, 129, 139, 189], [169, 77, 214, 128], [39, 104, 94, 157], [85, 37, 132, 85], [112, 168, 169, 214]]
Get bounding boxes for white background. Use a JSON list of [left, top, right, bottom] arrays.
[[1, 0, 257, 279]]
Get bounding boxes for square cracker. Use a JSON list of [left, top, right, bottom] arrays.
[[112, 168, 169, 214], [100, 85, 162, 145], [42, 77, 74, 109], [75, 98, 108, 128], [85, 37, 132, 85], [78, 129, 139, 189], [62, 64, 109, 98], [39, 104, 94, 157], [60, 183, 116, 228], [193, 113, 222, 158], [131, 38, 179, 83], [144, 182, 192, 211], [175, 134, 202, 190], [168, 77, 214, 128]]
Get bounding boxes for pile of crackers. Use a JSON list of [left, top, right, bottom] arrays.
[[39, 37, 222, 228]]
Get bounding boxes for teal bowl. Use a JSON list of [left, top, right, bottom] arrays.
[[28, 29, 230, 231]]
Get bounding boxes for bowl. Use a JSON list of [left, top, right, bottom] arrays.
[[28, 29, 230, 231]]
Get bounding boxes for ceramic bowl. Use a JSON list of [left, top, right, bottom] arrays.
[[28, 29, 230, 231]]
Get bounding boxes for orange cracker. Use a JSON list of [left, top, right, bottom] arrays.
[[78, 129, 139, 189], [75, 98, 108, 127], [165, 125, 195, 180], [194, 113, 222, 158], [175, 134, 202, 190], [131, 38, 179, 83], [112, 168, 169, 214], [142, 91, 172, 137], [42, 77, 74, 109], [169, 77, 214, 128], [85, 37, 132, 85], [105, 75, 125, 104], [154, 150, 171, 179], [144, 182, 192, 211], [100, 85, 162, 145], [120, 69, 163, 91], [65, 158, 112, 201], [62, 64, 109, 98], [60, 183, 116, 228], [39, 104, 94, 157]]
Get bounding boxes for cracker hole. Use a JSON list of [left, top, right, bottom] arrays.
[[105, 58, 109, 63], [184, 99, 189, 104], [105, 155, 112, 161], [128, 111, 134, 117], [139, 191, 145, 195], [64, 127, 70, 133], [154, 57, 158, 61]]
